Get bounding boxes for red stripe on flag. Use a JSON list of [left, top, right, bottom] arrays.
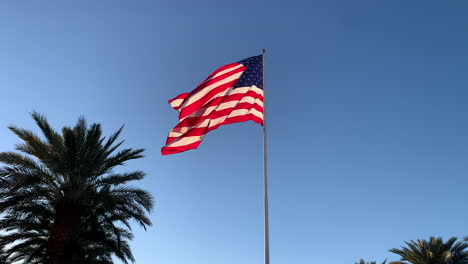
[[165, 99, 263, 145], [170, 64, 245, 110], [202, 63, 240, 83], [161, 140, 202, 155], [168, 93, 190, 109], [162, 114, 263, 155], [178, 78, 241, 120], [173, 90, 264, 129]]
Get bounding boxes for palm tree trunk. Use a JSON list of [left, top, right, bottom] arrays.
[[46, 197, 81, 264]]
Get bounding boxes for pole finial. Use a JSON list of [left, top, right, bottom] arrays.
[[262, 48, 266, 54]]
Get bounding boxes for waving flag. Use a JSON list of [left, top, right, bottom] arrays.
[[162, 55, 264, 155]]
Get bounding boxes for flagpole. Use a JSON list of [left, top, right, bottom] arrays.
[[262, 48, 270, 264]]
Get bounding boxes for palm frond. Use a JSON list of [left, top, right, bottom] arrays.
[[389, 236, 468, 264]]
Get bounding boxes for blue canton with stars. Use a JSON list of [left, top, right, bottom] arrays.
[[234, 55, 263, 89]]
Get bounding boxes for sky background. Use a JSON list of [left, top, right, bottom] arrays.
[[2, 1, 468, 263]]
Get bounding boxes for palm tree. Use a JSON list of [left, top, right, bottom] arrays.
[[0, 112, 154, 264], [389, 237, 468, 264], [355, 259, 387, 264]]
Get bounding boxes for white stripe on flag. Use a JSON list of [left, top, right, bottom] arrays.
[[178, 72, 244, 113], [181, 86, 263, 119], [168, 104, 263, 138], [205, 64, 244, 82], [167, 136, 203, 147]]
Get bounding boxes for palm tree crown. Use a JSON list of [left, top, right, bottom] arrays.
[[0, 112, 154, 264], [389, 236, 468, 264]]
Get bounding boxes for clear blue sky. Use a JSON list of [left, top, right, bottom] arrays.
[[2, 1, 468, 263]]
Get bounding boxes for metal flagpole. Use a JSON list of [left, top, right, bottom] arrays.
[[262, 48, 270, 264]]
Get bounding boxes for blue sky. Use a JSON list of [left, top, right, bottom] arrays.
[[2, 1, 468, 263]]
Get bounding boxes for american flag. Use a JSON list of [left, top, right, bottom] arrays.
[[161, 55, 264, 155]]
